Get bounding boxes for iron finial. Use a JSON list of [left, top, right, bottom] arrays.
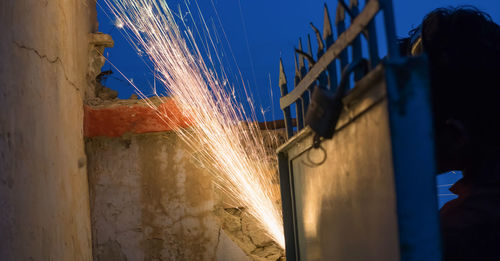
[[310, 22, 324, 55], [294, 52, 301, 86], [336, 1, 346, 25], [307, 34, 313, 57], [298, 38, 305, 70], [298, 38, 307, 77], [349, 0, 359, 9], [323, 3, 334, 47], [279, 58, 287, 89]]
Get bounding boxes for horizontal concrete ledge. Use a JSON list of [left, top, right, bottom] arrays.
[[84, 98, 192, 137], [84, 97, 290, 138]]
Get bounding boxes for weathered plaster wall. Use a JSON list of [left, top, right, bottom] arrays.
[[85, 100, 286, 260], [86, 132, 244, 260], [0, 0, 97, 259]]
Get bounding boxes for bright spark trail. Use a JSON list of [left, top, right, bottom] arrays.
[[101, 0, 285, 248]]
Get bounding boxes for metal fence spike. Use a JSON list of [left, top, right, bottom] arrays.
[[338, 0, 355, 20], [297, 39, 309, 121], [298, 38, 307, 78], [294, 52, 300, 81], [279, 58, 287, 88], [336, 1, 349, 86], [304, 34, 314, 110], [350, 0, 359, 8], [323, 4, 338, 91], [336, 1, 346, 25], [307, 34, 313, 57], [278, 58, 293, 138], [292, 52, 304, 130], [323, 4, 333, 46], [295, 48, 315, 66], [350, 0, 363, 81], [310, 22, 324, 57], [295, 35, 316, 68], [365, 0, 380, 67], [298, 38, 304, 51], [298, 39, 305, 69]]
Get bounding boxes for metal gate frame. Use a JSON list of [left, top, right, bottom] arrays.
[[276, 0, 442, 260]]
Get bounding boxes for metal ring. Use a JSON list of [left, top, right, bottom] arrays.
[[302, 139, 327, 168]]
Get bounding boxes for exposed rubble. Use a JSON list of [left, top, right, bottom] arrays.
[[216, 207, 286, 261]]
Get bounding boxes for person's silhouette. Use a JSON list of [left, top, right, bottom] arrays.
[[400, 7, 500, 261]]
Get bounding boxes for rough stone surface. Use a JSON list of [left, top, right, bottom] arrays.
[[0, 0, 98, 260], [87, 132, 221, 260]]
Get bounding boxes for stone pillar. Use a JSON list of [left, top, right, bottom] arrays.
[[0, 0, 97, 259]]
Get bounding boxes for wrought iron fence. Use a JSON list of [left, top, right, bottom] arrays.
[[279, 0, 399, 139]]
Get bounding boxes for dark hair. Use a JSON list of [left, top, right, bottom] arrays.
[[401, 7, 500, 148]]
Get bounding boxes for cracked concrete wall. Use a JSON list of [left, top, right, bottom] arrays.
[[86, 132, 251, 260], [0, 0, 97, 260]]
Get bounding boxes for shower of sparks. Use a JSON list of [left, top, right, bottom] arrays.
[[101, 0, 285, 248]]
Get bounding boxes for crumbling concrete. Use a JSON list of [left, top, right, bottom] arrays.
[[0, 0, 98, 259], [88, 33, 118, 101], [216, 207, 285, 261]]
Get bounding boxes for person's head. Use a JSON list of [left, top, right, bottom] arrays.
[[401, 7, 500, 174]]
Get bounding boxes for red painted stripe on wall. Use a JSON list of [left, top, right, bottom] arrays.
[[84, 99, 192, 137]]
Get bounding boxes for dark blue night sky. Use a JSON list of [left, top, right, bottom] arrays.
[[96, 0, 500, 207]]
